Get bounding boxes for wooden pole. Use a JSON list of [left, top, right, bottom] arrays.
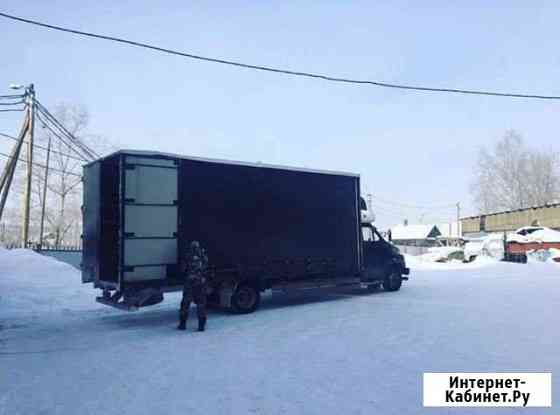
[[39, 136, 51, 248], [0, 146, 17, 193], [0, 115, 28, 192], [21, 84, 35, 248], [0, 114, 29, 222]]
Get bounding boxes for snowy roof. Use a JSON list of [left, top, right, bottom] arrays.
[[390, 224, 441, 240], [87, 149, 360, 178], [437, 222, 460, 238]]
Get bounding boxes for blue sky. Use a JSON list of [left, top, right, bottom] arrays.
[[1, 1, 559, 228]]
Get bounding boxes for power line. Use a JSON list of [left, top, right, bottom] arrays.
[[0, 131, 87, 162], [374, 206, 454, 225], [0, 94, 25, 99], [35, 100, 98, 160], [374, 196, 456, 211], [36, 107, 97, 161], [1, 11, 560, 101], [373, 209, 406, 219], [0, 108, 25, 112], [0, 100, 25, 106], [34, 112, 91, 162], [0, 150, 82, 177]]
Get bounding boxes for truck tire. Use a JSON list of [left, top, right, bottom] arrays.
[[231, 283, 260, 314], [383, 272, 402, 292]]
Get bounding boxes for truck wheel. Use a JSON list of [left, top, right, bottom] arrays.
[[231, 283, 260, 314], [383, 272, 402, 292]]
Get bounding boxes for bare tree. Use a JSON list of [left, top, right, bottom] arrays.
[[471, 130, 560, 213], [526, 150, 560, 207], [0, 103, 110, 247], [32, 103, 105, 246]]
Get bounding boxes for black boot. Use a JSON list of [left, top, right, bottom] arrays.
[[198, 317, 206, 332]]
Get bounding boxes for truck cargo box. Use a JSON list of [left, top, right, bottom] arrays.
[[82, 150, 362, 297]]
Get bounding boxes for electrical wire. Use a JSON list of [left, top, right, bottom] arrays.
[[35, 100, 98, 160], [1, 97, 97, 162], [35, 111, 91, 162], [35, 110, 93, 162], [0, 108, 25, 112], [0, 100, 25, 106], [0, 94, 25, 99], [1, 11, 560, 100], [374, 196, 456, 211], [0, 131, 87, 162], [372, 203, 456, 221], [0, 150, 82, 177], [373, 210, 406, 219]]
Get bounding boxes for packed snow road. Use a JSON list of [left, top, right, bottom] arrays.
[[1, 249, 558, 415]]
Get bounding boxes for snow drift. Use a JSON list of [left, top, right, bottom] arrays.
[[508, 227, 560, 244], [0, 248, 104, 320]]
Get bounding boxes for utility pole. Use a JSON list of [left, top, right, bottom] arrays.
[[456, 202, 461, 238], [39, 137, 51, 248], [0, 114, 29, 222], [21, 84, 35, 248]]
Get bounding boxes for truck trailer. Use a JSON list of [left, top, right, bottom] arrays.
[[82, 150, 409, 312]]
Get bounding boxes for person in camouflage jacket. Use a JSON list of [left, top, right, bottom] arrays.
[[177, 240, 209, 332]]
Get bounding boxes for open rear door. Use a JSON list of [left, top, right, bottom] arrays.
[[120, 155, 179, 284], [81, 162, 101, 283]]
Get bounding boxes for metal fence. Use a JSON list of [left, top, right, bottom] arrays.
[[36, 249, 82, 269], [1, 242, 82, 250]]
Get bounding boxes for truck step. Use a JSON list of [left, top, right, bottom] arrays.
[[272, 277, 362, 291], [96, 296, 138, 311]]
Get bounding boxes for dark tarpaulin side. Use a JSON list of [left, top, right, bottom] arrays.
[[178, 159, 360, 281]]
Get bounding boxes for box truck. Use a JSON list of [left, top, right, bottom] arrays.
[[82, 150, 409, 312]]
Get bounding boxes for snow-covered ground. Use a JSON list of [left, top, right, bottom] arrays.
[[1, 248, 558, 414]]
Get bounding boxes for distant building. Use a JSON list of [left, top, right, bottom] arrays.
[[390, 224, 442, 247], [461, 204, 560, 236], [437, 222, 462, 246]]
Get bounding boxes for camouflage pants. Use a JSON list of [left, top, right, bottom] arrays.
[[179, 283, 207, 324]]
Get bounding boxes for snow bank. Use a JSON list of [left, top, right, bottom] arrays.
[[418, 246, 463, 263], [405, 253, 498, 271], [509, 227, 560, 243], [463, 233, 505, 260], [526, 248, 560, 264], [0, 249, 102, 320]]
